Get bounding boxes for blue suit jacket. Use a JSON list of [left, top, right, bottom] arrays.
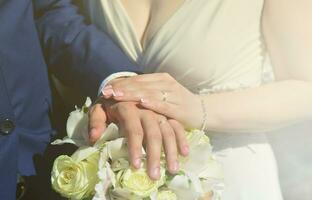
[[0, 0, 140, 199]]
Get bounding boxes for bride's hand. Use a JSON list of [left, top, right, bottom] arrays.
[[102, 73, 203, 129]]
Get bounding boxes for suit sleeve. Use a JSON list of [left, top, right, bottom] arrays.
[[33, 0, 141, 99]]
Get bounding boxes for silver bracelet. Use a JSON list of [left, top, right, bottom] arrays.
[[200, 97, 208, 131]]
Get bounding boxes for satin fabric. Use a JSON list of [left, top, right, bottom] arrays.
[[85, 0, 283, 199]]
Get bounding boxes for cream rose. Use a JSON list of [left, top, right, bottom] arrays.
[[115, 166, 166, 198], [51, 152, 99, 200]]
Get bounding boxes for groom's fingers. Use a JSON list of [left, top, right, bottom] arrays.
[[141, 111, 162, 180], [88, 104, 107, 144], [116, 104, 144, 169], [159, 118, 179, 174], [168, 119, 189, 156]]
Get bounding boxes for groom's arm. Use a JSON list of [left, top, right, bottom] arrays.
[[32, 2, 187, 176], [33, 0, 140, 99]]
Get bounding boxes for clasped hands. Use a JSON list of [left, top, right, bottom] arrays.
[[88, 73, 202, 180]]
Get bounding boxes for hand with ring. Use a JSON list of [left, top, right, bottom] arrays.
[[88, 100, 189, 180], [101, 73, 203, 129]]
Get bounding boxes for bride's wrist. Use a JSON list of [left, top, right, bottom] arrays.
[[192, 94, 220, 132], [187, 94, 206, 130], [198, 95, 222, 132]]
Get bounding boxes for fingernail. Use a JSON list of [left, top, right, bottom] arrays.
[[104, 85, 112, 90], [133, 158, 141, 168], [172, 161, 179, 172], [102, 88, 114, 96], [151, 167, 160, 180], [182, 145, 189, 155], [114, 91, 124, 97]]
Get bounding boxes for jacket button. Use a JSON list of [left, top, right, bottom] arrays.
[[0, 119, 15, 135]]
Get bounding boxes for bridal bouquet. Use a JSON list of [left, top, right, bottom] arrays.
[[51, 98, 224, 200]]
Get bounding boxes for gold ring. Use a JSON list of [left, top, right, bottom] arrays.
[[161, 91, 168, 102]]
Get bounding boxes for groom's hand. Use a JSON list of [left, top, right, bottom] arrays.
[[88, 101, 189, 180], [88, 103, 108, 144]]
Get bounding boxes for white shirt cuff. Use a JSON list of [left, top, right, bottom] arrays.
[[98, 72, 138, 96]]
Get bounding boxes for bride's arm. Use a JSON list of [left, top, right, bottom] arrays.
[[201, 81, 312, 133], [101, 0, 312, 133], [199, 0, 312, 133]]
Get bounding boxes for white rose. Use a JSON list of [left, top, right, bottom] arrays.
[[51, 152, 99, 200], [115, 165, 166, 198]]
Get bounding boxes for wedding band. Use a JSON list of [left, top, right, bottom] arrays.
[[161, 91, 168, 102]]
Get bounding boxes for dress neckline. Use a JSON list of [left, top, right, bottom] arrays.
[[115, 0, 191, 53]]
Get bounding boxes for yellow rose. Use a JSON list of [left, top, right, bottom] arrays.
[[51, 152, 99, 200], [116, 166, 165, 198], [157, 189, 178, 200]]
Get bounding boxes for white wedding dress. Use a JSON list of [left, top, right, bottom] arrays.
[[85, 0, 283, 199]]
